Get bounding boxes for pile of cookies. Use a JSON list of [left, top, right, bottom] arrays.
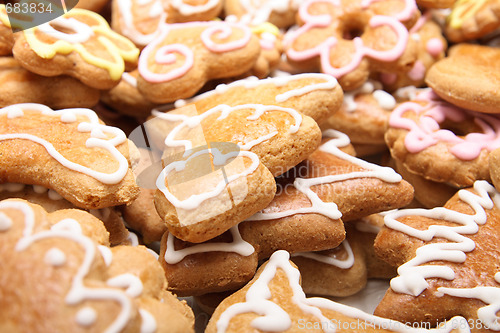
[[1, 0, 500, 331]]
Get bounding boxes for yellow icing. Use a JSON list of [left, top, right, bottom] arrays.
[[448, 0, 488, 29], [0, 5, 11, 28], [24, 8, 139, 80], [251, 22, 280, 37]]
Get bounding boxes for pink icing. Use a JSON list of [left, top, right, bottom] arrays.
[[138, 44, 194, 83], [426, 37, 444, 57], [389, 90, 500, 160], [407, 60, 425, 81], [285, 0, 414, 79], [138, 21, 252, 83]]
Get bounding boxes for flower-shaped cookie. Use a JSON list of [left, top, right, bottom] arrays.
[[13, 8, 139, 89], [284, 0, 420, 90]]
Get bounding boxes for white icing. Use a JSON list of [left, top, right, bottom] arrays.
[[2, 201, 136, 332], [174, 73, 338, 108], [154, 103, 302, 154], [98, 245, 113, 267], [116, 0, 165, 46], [437, 285, 500, 331], [343, 81, 396, 112], [107, 274, 144, 298], [122, 72, 138, 88], [171, 0, 220, 15], [0, 212, 12, 231], [238, 131, 278, 150], [385, 181, 500, 296], [139, 308, 157, 333], [38, 17, 94, 44], [394, 86, 429, 101], [248, 130, 402, 221], [48, 190, 63, 200], [0, 104, 129, 184], [127, 231, 140, 246], [44, 247, 67, 266], [292, 240, 354, 269], [156, 148, 260, 210], [76, 307, 97, 326], [164, 224, 254, 264], [216, 250, 474, 333]]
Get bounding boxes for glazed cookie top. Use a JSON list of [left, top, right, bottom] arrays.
[[386, 89, 500, 187], [13, 8, 139, 89], [206, 250, 470, 333], [375, 181, 500, 330], [137, 20, 261, 103], [0, 103, 139, 209], [0, 199, 194, 333]]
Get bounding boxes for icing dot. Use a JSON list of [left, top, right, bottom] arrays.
[[373, 90, 396, 110], [407, 60, 426, 81], [139, 309, 157, 333], [426, 38, 444, 57], [32, 185, 48, 194], [0, 213, 12, 231], [60, 112, 77, 123], [495, 272, 500, 284], [98, 245, 113, 267], [48, 190, 63, 200], [75, 307, 97, 327], [44, 248, 67, 267]]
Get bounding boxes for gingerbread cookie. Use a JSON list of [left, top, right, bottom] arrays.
[[426, 44, 500, 114], [137, 21, 261, 103], [374, 181, 500, 330], [0, 103, 139, 209], [158, 130, 412, 296], [173, 73, 343, 125], [248, 130, 413, 223], [206, 250, 469, 333], [284, 0, 420, 90], [155, 147, 276, 243], [151, 103, 322, 177], [386, 89, 500, 188], [0, 57, 100, 109], [0, 198, 194, 332], [446, 0, 500, 42], [0, 183, 129, 245], [12, 9, 139, 90]]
